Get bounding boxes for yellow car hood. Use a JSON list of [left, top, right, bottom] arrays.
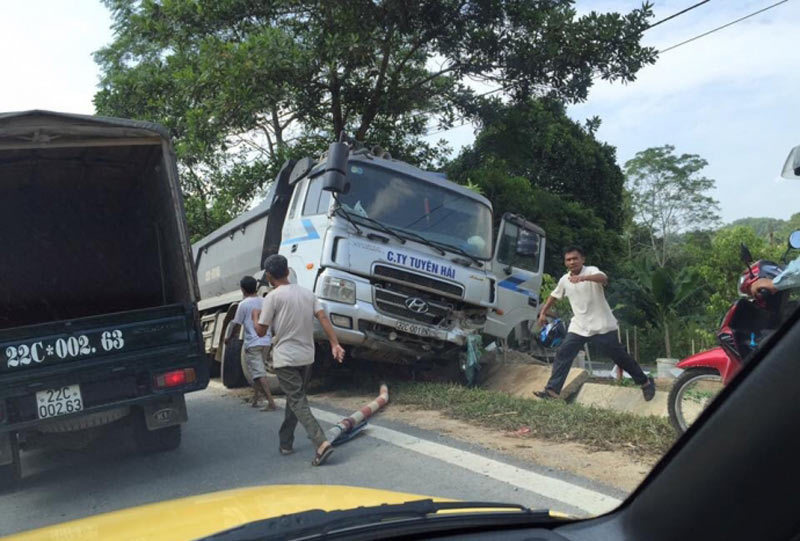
[[5, 485, 443, 541]]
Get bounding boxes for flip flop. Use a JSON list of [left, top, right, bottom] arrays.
[[312, 444, 334, 466], [279, 447, 294, 456], [534, 390, 558, 400], [260, 404, 277, 411]]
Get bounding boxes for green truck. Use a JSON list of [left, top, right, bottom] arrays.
[[0, 111, 208, 487]]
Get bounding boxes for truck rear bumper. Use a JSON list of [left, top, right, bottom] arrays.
[[0, 350, 208, 434]]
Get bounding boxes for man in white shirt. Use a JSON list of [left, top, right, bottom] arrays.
[[535, 246, 655, 401], [252, 254, 345, 466], [225, 276, 276, 411]]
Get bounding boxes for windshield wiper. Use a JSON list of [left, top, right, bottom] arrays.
[[332, 206, 363, 236], [426, 239, 484, 268], [335, 207, 408, 245], [385, 226, 447, 256], [200, 499, 560, 541]]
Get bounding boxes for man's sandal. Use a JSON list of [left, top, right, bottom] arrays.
[[279, 447, 294, 456], [312, 444, 334, 466], [534, 390, 558, 400]]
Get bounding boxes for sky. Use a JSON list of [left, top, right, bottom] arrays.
[[1, 1, 797, 224]]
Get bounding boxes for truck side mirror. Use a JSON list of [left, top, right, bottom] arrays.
[[322, 141, 349, 193]]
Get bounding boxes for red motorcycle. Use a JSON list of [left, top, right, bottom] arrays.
[[668, 240, 797, 434]]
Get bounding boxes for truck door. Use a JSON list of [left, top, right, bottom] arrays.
[[483, 213, 545, 341], [278, 175, 331, 291]]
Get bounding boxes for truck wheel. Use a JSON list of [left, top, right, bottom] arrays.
[[133, 410, 181, 453], [222, 337, 247, 388], [0, 434, 21, 490]]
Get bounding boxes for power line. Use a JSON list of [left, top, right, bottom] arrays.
[[660, 0, 789, 53], [646, 0, 712, 30]]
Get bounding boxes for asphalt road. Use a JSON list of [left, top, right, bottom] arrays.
[[0, 381, 624, 537]]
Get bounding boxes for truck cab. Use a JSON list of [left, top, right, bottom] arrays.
[[194, 144, 545, 383]]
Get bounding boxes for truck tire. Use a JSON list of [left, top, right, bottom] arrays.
[[132, 410, 181, 453], [0, 434, 21, 491], [222, 337, 247, 388]]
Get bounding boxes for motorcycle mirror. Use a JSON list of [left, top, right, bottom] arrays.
[[739, 243, 753, 265], [789, 230, 800, 250]]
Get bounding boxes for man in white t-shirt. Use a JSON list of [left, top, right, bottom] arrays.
[[252, 254, 345, 466], [225, 276, 276, 411], [534, 246, 655, 401]]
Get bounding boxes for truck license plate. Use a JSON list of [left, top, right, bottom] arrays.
[[395, 321, 435, 337], [36, 384, 83, 419]]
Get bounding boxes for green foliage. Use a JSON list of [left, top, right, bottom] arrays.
[[449, 98, 628, 232], [95, 0, 656, 239], [541, 273, 571, 318], [692, 226, 784, 318], [624, 145, 720, 267], [456, 158, 621, 274], [613, 258, 701, 358], [725, 213, 800, 247]]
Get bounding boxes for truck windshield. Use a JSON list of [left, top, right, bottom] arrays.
[[338, 163, 493, 259]]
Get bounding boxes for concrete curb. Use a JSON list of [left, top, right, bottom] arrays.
[[574, 383, 668, 418]]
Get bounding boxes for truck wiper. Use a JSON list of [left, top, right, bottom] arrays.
[[200, 499, 560, 541], [385, 226, 447, 256], [334, 207, 408, 245], [426, 239, 484, 268], [332, 205, 363, 236]]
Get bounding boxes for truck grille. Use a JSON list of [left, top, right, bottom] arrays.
[[373, 265, 463, 298], [374, 287, 453, 326]]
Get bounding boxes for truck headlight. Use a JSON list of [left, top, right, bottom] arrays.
[[320, 276, 357, 304]]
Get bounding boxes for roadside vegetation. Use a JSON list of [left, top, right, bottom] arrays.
[[320, 378, 676, 457]]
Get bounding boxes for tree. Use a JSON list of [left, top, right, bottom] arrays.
[[94, 0, 657, 238], [454, 158, 621, 275], [625, 145, 720, 267], [448, 98, 629, 232], [615, 258, 700, 358]]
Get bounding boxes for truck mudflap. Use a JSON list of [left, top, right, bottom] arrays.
[[0, 433, 14, 466], [142, 394, 187, 430]]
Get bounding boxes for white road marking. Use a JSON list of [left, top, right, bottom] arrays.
[[209, 383, 621, 515], [310, 400, 619, 515]]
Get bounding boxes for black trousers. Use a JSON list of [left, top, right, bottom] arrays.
[[546, 331, 648, 394]]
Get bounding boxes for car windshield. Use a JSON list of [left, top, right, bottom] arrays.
[[337, 163, 493, 259], [4, 1, 800, 539]]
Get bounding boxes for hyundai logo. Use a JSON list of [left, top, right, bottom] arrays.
[[404, 297, 429, 314]]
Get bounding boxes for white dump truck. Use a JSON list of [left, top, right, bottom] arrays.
[[193, 141, 546, 386]]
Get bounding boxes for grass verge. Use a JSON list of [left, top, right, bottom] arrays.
[[320, 377, 676, 456], [393, 382, 675, 456]]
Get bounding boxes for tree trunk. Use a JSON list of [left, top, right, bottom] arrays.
[[663, 316, 671, 358]]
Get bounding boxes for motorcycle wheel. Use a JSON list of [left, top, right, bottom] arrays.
[[668, 367, 723, 435]]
